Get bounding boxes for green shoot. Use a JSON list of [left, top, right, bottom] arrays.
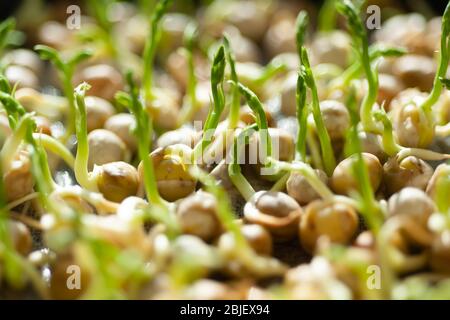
[[34, 45, 92, 142], [223, 35, 240, 129], [300, 47, 336, 176], [318, 0, 338, 32], [193, 45, 226, 163], [118, 72, 163, 207], [345, 86, 383, 234], [296, 73, 308, 161], [295, 10, 309, 63], [236, 82, 272, 165], [0, 18, 15, 57], [337, 0, 380, 134], [0, 90, 26, 129], [177, 22, 199, 126], [142, 0, 174, 101], [420, 2, 450, 112], [435, 164, 450, 216], [25, 119, 57, 208], [228, 124, 257, 201], [74, 83, 98, 192], [329, 46, 406, 91]]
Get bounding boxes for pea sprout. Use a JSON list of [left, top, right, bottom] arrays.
[[177, 22, 199, 126], [318, 0, 338, 32], [345, 86, 383, 234], [296, 73, 308, 161], [420, 2, 450, 112], [295, 10, 309, 62], [193, 45, 226, 163], [235, 81, 272, 165], [223, 35, 240, 129], [142, 0, 174, 101], [337, 0, 381, 134], [228, 124, 257, 201], [300, 47, 336, 176], [73, 83, 98, 192], [0, 90, 26, 129], [0, 18, 15, 59], [328, 46, 406, 93], [374, 109, 450, 161], [34, 45, 92, 142]]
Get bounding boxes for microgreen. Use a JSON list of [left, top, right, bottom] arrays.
[[223, 35, 240, 129], [117, 72, 163, 206], [345, 86, 383, 234], [73, 82, 98, 192], [435, 164, 450, 216], [0, 18, 15, 58], [0, 90, 26, 129], [228, 124, 257, 201], [142, 0, 174, 101], [420, 2, 450, 112], [300, 47, 336, 176], [296, 73, 308, 161], [295, 10, 309, 62], [177, 22, 199, 126], [337, 0, 381, 134], [34, 45, 92, 142], [236, 81, 272, 164], [318, 0, 338, 32], [193, 45, 226, 163]]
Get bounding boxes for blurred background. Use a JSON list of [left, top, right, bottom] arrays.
[[1, 0, 448, 21]]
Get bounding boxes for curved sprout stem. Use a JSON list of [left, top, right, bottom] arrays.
[[34, 45, 92, 142], [32, 133, 75, 169], [74, 83, 98, 192], [296, 73, 308, 161], [228, 125, 257, 201], [420, 2, 450, 112]]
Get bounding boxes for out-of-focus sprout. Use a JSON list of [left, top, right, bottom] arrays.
[[344, 86, 383, 234], [337, 0, 381, 134], [190, 166, 286, 277], [420, 2, 450, 111], [34, 45, 92, 142], [142, 0, 174, 101], [223, 35, 240, 129], [177, 22, 199, 126]]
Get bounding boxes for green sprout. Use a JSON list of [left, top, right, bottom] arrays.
[[0, 90, 26, 129], [236, 82, 272, 165], [296, 73, 308, 162], [228, 124, 257, 201], [142, 0, 174, 101], [420, 2, 450, 112], [0, 18, 16, 58], [329, 46, 406, 92], [177, 22, 199, 126], [116, 72, 163, 206], [337, 0, 380, 134], [318, 0, 338, 32], [300, 47, 336, 176], [345, 87, 383, 234], [295, 10, 309, 62], [192, 45, 226, 163], [34, 45, 92, 142], [73, 82, 98, 192], [223, 35, 240, 129]]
